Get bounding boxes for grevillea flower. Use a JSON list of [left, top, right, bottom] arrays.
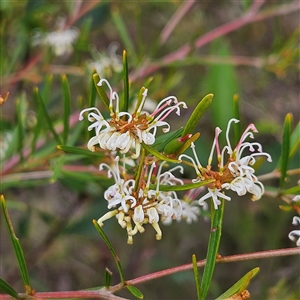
[[288, 195, 300, 247], [179, 118, 272, 209], [32, 18, 79, 56], [79, 79, 187, 158], [97, 157, 187, 244]]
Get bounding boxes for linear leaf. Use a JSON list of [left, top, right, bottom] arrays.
[[92, 73, 110, 110], [122, 50, 129, 112], [141, 143, 181, 163], [105, 268, 113, 288], [1, 195, 31, 291], [216, 267, 259, 299], [89, 71, 97, 107], [0, 277, 19, 298], [57, 145, 105, 157], [181, 93, 213, 137], [279, 113, 292, 189], [290, 121, 300, 158], [192, 254, 201, 300], [126, 285, 144, 299], [150, 180, 214, 192], [93, 220, 125, 284], [34, 87, 61, 144], [200, 200, 225, 300], [61, 74, 71, 144], [111, 7, 136, 60]]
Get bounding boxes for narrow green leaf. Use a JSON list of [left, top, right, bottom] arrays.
[[92, 73, 110, 110], [41, 74, 53, 100], [155, 128, 183, 152], [200, 200, 225, 300], [0, 277, 19, 298], [122, 50, 129, 112], [282, 185, 300, 195], [16, 96, 26, 162], [57, 145, 104, 157], [105, 268, 113, 288], [289, 121, 300, 158], [181, 94, 213, 138], [126, 285, 144, 299], [111, 7, 136, 60], [34, 87, 61, 144], [164, 132, 200, 156], [51, 155, 65, 183], [141, 143, 181, 163], [89, 72, 97, 107], [278, 113, 292, 189], [92, 220, 125, 284], [61, 74, 71, 144], [216, 267, 259, 299], [192, 254, 201, 300], [150, 180, 214, 192], [1, 195, 31, 290]]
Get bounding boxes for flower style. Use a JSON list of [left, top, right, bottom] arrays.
[[32, 18, 79, 56], [97, 157, 187, 244], [179, 118, 272, 209], [79, 79, 187, 158]]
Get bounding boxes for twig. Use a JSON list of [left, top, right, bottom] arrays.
[[131, 1, 300, 81], [159, 0, 196, 45]]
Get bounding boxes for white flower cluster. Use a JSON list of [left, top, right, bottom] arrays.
[[97, 157, 200, 244], [180, 119, 272, 209], [288, 195, 300, 247], [32, 18, 79, 56], [79, 78, 187, 159]]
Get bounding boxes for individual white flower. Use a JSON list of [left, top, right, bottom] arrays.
[[80, 78, 187, 158], [179, 118, 271, 209], [288, 216, 300, 246], [32, 18, 79, 56]]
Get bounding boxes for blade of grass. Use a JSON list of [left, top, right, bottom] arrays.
[[34, 87, 61, 144], [93, 220, 125, 284], [61, 74, 71, 145], [200, 200, 225, 300], [1, 195, 32, 294]]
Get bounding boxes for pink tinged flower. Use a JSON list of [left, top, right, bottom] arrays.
[[288, 216, 300, 247], [198, 188, 231, 210]]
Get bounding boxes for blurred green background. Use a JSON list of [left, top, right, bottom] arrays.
[[1, 1, 299, 299]]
